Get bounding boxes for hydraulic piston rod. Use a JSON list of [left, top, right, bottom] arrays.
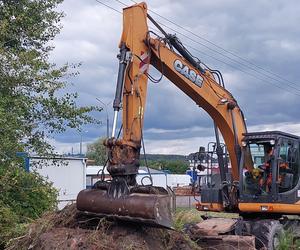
[[111, 43, 129, 137]]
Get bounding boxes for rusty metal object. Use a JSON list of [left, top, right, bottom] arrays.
[[173, 186, 193, 196], [79, 136, 173, 228], [195, 235, 255, 250], [195, 218, 237, 236], [186, 218, 255, 249], [76, 187, 172, 229], [107, 144, 139, 176], [104, 138, 140, 177]]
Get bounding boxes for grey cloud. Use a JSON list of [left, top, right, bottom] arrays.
[[52, 0, 300, 153]]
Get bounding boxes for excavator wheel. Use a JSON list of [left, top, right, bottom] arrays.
[[251, 220, 283, 250]]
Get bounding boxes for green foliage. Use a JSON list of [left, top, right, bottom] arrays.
[[0, 0, 98, 248], [86, 138, 107, 165], [277, 229, 300, 250], [0, 0, 100, 162], [164, 160, 189, 174], [141, 159, 189, 174], [0, 164, 58, 248], [144, 154, 187, 162], [0, 202, 18, 246]]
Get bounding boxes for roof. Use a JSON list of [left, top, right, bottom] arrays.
[[29, 155, 87, 161], [86, 166, 166, 175], [86, 166, 109, 175], [243, 131, 300, 141], [139, 166, 166, 174]]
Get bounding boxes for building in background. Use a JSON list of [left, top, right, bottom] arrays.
[[25, 156, 191, 209], [85, 165, 110, 188], [29, 156, 87, 209], [86, 165, 190, 189]]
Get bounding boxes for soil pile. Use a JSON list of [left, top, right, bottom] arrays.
[[7, 204, 199, 250]]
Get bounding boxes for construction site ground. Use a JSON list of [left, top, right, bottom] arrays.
[[7, 204, 205, 250], [7, 204, 261, 250]]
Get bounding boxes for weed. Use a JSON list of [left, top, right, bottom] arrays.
[[277, 229, 300, 250]]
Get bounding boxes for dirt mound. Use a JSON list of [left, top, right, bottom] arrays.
[[7, 204, 199, 250]]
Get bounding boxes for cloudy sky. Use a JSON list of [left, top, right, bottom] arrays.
[[50, 0, 300, 155]]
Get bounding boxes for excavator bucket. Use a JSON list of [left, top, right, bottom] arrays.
[[76, 184, 173, 229]]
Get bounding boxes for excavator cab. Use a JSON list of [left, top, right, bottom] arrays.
[[239, 131, 300, 214], [197, 130, 300, 215], [194, 131, 300, 249]]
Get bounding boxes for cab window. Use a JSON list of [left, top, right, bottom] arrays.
[[242, 142, 274, 195], [278, 140, 299, 193]]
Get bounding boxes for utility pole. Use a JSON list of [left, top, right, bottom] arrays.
[[96, 98, 111, 138], [79, 130, 88, 156], [80, 134, 82, 155]]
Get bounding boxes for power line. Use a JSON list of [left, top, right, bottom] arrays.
[[128, 0, 300, 90], [185, 44, 300, 97], [114, 0, 128, 7], [157, 21, 300, 94], [116, 0, 300, 93], [95, 0, 300, 96], [95, 0, 122, 14]]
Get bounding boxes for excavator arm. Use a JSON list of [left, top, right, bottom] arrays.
[[77, 2, 247, 228], [149, 38, 246, 180], [109, 2, 246, 181]]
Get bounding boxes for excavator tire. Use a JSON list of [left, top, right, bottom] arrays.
[[251, 219, 283, 250]]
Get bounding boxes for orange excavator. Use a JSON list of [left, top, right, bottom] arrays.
[[77, 2, 300, 249]]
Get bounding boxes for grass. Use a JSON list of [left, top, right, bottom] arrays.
[[277, 229, 300, 250]]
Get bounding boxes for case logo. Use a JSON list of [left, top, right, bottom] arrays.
[[173, 59, 203, 87]]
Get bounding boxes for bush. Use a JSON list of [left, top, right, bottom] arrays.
[[174, 209, 203, 231], [86, 138, 107, 165], [141, 160, 189, 174], [0, 164, 58, 248]]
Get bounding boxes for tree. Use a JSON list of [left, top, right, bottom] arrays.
[[0, 1, 99, 248], [0, 0, 99, 163], [141, 159, 189, 174], [86, 138, 107, 165], [0, 164, 58, 248]]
